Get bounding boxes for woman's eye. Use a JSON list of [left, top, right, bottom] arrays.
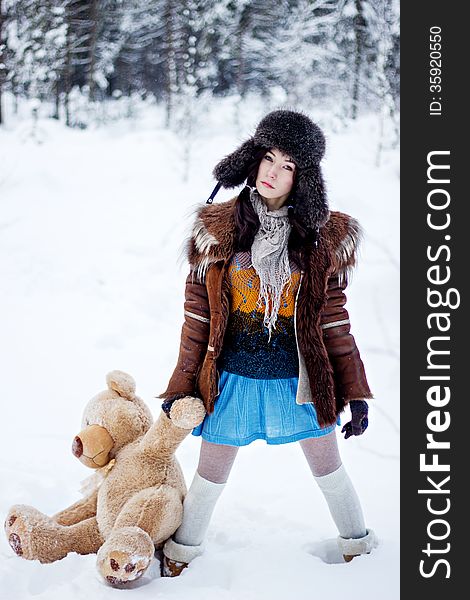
[[264, 155, 273, 161]]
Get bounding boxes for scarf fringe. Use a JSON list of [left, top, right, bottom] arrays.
[[249, 188, 292, 341]]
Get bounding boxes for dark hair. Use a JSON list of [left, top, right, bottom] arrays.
[[233, 148, 316, 271]]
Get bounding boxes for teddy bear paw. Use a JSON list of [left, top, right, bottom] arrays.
[[5, 514, 23, 557], [4, 505, 49, 561], [102, 550, 150, 586], [97, 526, 154, 587], [169, 396, 206, 429]]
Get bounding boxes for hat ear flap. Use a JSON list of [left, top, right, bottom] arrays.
[[293, 166, 329, 230], [212, 138, 259, 188]]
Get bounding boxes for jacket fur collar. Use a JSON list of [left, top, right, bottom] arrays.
[[186, 197, 363, 283]]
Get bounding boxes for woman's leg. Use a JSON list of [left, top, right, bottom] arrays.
[[299, 432, 367, 540], [196, 438, 240, 484], [162, 440, 238, 574], [174, 439, 239, 546]]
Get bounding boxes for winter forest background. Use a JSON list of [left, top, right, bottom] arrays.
[[0, 0, 398, 138], [0, 1, 400, 599]]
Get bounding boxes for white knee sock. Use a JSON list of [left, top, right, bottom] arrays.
[[314, 464, 367, 539], [164, 472, 225, 563]]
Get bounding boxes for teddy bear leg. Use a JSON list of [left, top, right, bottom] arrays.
[[5, 504, 103, 563], [97, 485, 183, 586], [52, 490, 98, 526]]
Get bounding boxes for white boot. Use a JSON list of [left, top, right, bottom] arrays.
[[162, 472, 225, 577], [338, 528, 378, 562]]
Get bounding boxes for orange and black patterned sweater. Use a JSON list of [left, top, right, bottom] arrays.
[[218, 250, 301, 379]]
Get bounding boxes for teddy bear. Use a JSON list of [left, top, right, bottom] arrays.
[[4, 370, 205, 586]]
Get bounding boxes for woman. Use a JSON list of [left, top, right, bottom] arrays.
[[158, 109, 377, 577]]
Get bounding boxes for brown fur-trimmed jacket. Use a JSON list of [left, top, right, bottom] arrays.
[[159, 197, 373, 426]]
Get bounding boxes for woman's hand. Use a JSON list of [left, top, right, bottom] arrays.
[[341, 400, 369, 439]]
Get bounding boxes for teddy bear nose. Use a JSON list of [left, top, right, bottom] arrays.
[[72, 436, 83, 458]]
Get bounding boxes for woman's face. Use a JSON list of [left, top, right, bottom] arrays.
[[255, 148, 296, 210]]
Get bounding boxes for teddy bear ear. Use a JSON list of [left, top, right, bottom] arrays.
[[106, 370, 136, 400]]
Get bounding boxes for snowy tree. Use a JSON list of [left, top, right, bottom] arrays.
[[351, 0, 366, 120], [0, 0, 8, 124], [0, 0, 399, 128], [168, 0, 228, 178], [213, 1, 339, 107], [4, 1, 66, 108], [333, 0, 399, 122], [63, 0, 106, 103], [82, 0, 129, 101], [118, 0, 224, 128], [366, 0, 399, 158], [266, 0, 339, 106], [103, 0, 179, 120]]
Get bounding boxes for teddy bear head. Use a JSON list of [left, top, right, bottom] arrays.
[[72, 371, 153, 469]]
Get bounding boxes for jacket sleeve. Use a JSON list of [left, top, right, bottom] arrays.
[[158, 269, 210, 402], [320, 275, 373, 404]]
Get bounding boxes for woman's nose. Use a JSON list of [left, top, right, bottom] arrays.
[[267, 165, 278, 178]]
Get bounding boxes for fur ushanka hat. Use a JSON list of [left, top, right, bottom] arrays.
[[209, 109, 329, 231]]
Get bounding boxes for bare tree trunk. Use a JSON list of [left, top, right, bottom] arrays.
[[236, 6, 250, 100], [88, 0, 98, 101], [164, 0, 177, 128], [53, 80, 60, 119], [12, 74, 18, 113], [64, 24, 72, 127], [233, 5, 249, 132], [0, 0, 5, 125], [0, 77, 3, 127], [351, 0, 366, 120]]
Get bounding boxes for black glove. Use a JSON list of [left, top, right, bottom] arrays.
[[341, 400, 369, 439], [161, 400, 175, 417]]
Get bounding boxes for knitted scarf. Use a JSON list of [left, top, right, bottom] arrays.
[[248, 187, 292, 341]]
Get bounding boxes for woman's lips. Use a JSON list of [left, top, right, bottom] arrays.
[[262, 181, 274, 189]]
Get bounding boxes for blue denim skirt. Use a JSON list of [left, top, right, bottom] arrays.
[[192, 370, 338, 446]]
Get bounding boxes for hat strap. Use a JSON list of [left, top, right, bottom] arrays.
[[206, 182, 222, 204]]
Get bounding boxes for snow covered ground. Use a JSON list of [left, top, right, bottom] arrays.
[[0, 96, 399, 600]]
